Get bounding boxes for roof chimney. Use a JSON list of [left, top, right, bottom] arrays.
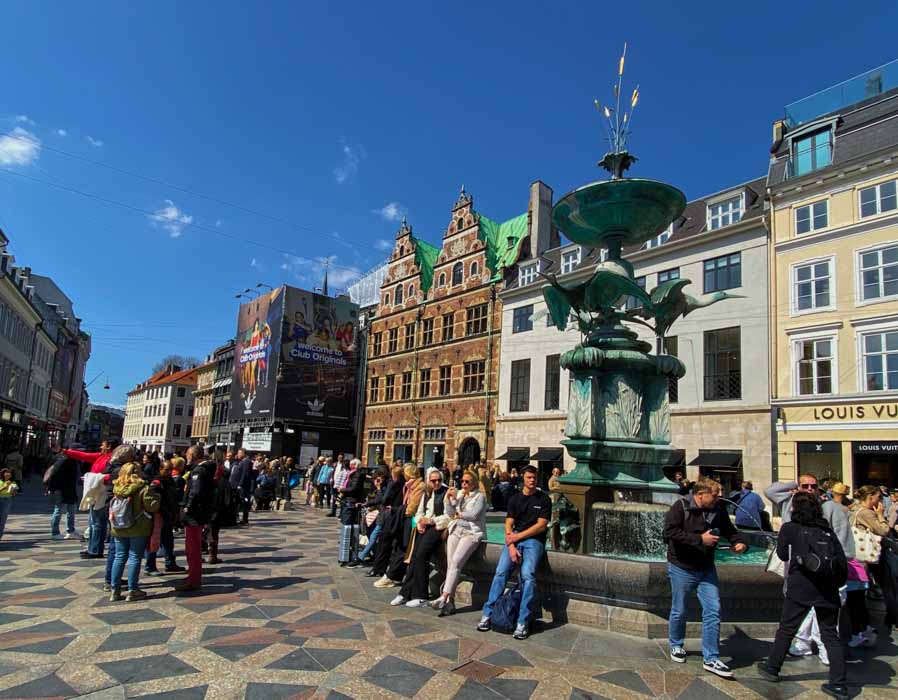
[[528, 181, 555, 258]]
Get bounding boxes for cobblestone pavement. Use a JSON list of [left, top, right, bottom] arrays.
[[1, 486, 896, 699]]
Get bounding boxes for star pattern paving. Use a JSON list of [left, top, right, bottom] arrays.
[[0, 492, 896, 699]]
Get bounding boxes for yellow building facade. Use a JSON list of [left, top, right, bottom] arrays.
[[769, 67, 898, 489]]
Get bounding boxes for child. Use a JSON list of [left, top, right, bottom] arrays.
[[0, 468, 19, 540]]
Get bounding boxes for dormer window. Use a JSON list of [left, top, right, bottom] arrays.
[[708, 195, 744, 231], [792, 128, 832, 177], [561, 248, 581, 274], [645, 225, 672, 249], [519, 261, 540, 286]]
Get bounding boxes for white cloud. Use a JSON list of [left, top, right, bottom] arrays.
[[0, 127, 41, 166], [86, 135, 104, 147], [14, 115, 34, 125], [333, 141, 366, 184], [250, 257, 262, 270], [56, 128, 67, 137], [148, 199, 193, 238], [281, 254, 361, 291], [373, 202, 406, 221], [375, 238, 393, 251]]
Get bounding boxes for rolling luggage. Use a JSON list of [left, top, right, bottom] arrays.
[[338, 502, 360, 564]]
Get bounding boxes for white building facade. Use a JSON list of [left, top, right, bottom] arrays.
[[124, 366, 197, 453]]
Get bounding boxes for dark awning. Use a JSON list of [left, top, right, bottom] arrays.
[[530, 447, 563, 462], [665, 449, 686, 467], [688, 450, 743, 469], [496, 447, 531, 461]]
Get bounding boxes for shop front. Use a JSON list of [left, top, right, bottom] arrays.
[[776, 398, 898, 490]]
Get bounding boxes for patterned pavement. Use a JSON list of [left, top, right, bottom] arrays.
[[1, 482, 896, 699]]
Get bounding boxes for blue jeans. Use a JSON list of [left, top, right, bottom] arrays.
[[668, 563, 721, 662], [51, 502, 76, 535], [482, 538, 545, 628], [88, 505, 108, 556], [145, 522, 176, 570], [359, 523, 381, 560], [105, 537, 117, 585], [111, 535, 147, 592], [0, 498, 11, 538]]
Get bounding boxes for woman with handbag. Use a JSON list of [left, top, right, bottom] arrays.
[[433, 469, 487, 616], [847, 485, 890, 647]]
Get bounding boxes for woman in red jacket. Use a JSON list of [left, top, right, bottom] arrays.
[[64, 439, 119, 559]]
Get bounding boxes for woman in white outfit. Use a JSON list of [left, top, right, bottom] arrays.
[[433, 469, 487, 616]]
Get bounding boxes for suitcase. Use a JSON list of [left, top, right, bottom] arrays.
[[338, 524, 360, 563]]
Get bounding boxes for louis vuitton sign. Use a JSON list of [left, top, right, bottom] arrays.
[[810, 403, 898, 421]]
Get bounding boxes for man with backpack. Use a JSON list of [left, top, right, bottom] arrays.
[[176, 445, 215, 592], [662, 477, 747, 678], [476, 465, 551, 640]]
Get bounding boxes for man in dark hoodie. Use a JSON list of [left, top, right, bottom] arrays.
[[176, 445, 215, 592], [46, 446, 80, 539], [663, 477, 747, 679], [228, 448, 253, 526]]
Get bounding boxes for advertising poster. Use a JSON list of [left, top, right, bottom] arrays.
[[299, 444, 319, 467], [275, 287, 360, 427], [232, 287, 284, 419]]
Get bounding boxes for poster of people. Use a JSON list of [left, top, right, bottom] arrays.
[[231, 287, 284, 418], [276, 287, 360, 427]]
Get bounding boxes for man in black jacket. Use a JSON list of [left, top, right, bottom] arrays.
[[663, 477, 747, 678], [228, 448, 253, 525], [176, 445, 215, 592], [46, 447, 79, 539]]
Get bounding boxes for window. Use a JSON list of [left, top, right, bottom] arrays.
[[704, 327, 741, 400], [438, 366, 452, 396], [394, 284, 404, 305], [546, 306, 555, 327], [369, 376, 379, 403], [658, 268, 680, 283], [419, 368, 431, 398], [185, 425, 192, 439], [512, 305, 533, 333], [796, 201, 828, 234], [388, 328, 398, 353], [422, 318, 435, 346], [792, 129, 832, 177], [859, 244, 898, 302], [174, 404, 184, 416], [561, 248, 581, 274], [368, 429, 386, 441], [796, 338, 834, 395], [793, 259, 833, 312], [645, 225, 672, 249], [862, 330, 898, 391], [384, 293, 391, 306], [385, 375, 395, 401], [664, 336, 679, 404], [173, 424, 181, 438], [860, 179, 897, 218], [188, 406, 194, 417], [176, 387, 186, 398], [401, 371, 412, 400], [544, 355, 560, 410], [423, 427, 445, 441], [463, 360, 485, 393], [395, 428, 414, 441], [704, 253, 741, 292], [708, 195, 744, 231], [438, 272, 446, 287], [404, 322, 415, 350], [509, 359, 531, 412], [373, 332, 383, 356], [471, 261, 479, 277], [408, 284, 415, 299], [625, 276, 647, 310], [519, 262, 539, 286], [466, 304, 488, 335], [452, 262, 464, 286], [442, 312, 454, 342]]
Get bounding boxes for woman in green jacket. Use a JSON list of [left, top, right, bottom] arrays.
[[0, 467, 19, 540], [109, 463, 160, 602]]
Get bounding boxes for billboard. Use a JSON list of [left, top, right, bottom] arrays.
[[275, 286, 360, 428], [232, 287, 284, 419]]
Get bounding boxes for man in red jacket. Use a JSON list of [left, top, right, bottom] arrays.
[[64, 439, 119, 559]]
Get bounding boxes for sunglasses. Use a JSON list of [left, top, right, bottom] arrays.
[[429, 478, 441, 483], [799, 483, 819, 491], [461, 479, 472, 484]]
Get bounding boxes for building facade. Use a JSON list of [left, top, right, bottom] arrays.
[[191, 360, 216, 445], [769, 61, 898, 489], [80, 404, 125, 450], [208, 339, 236, 447], [123, 365, 197, 453], [361, 183, 556, 469], [496, 177, 774, 495]]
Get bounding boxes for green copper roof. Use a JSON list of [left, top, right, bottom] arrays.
[[412, 236, 441, 294], [477, 212, 529, 281]]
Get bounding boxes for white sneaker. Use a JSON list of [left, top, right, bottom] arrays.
[[63, 532, 76, 540], [430, 597, 446, 610], [373, 575, 393, 588], [390, 595, 406, 606], [788, 642, 812, 657], [702, 659, 734, 678], [405, 599, 425, 608]]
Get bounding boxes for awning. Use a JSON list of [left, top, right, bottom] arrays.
[[688, 450, 743, 469], [496, 447, 531, 461], [530, 447, 563, 462], [665, 449, 686, 467]]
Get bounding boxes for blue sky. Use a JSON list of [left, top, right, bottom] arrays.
[[2, 1, 897, 407]]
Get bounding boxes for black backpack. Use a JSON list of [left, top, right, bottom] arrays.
[[794, 525, 847, 586]]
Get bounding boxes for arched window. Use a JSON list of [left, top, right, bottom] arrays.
[[399, 245, 405, 256], [438, 272, 446, 287], [457, 217, 464, 230], [471, 261, 479, 277], [384, 293, 391, 306], [408, 284, 415, 298], [394, 284, 404, 305], [452, 262, 464, 286]]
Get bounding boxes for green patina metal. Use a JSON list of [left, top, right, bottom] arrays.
[[411, 236, 440, 295], [477, 212, 529, 281]]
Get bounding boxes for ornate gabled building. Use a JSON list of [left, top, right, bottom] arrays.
[[361, 182, 557, 469]]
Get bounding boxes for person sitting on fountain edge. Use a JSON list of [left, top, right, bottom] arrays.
[[476, 465, 551, 640], [663, 477, 748, 678]]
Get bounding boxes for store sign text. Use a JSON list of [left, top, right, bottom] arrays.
[[812, 404, 898, 421]]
